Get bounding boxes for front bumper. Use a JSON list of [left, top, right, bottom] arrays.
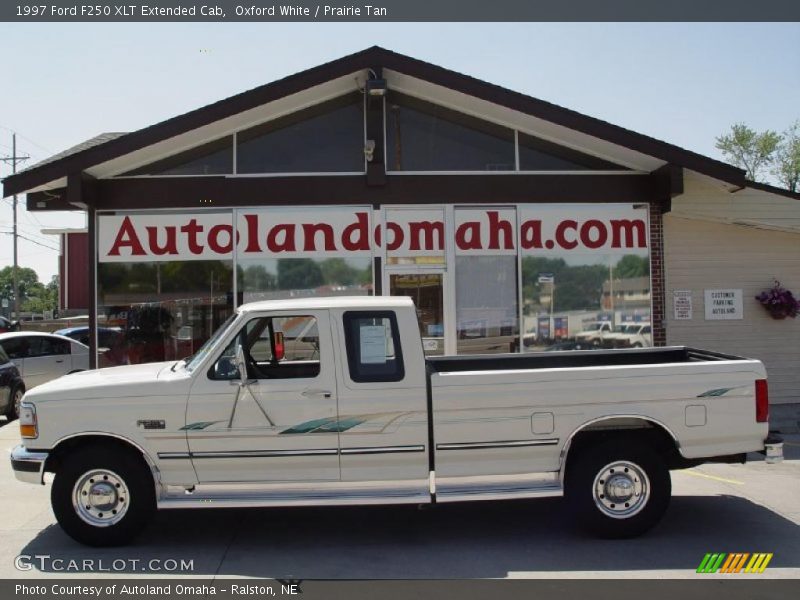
[[10, 445, 48, 484]]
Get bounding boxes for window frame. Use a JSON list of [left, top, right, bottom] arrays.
[[342, 310, 405, 384]]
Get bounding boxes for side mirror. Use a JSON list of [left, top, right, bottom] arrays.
[[214, 356, 239, 380], [273, 331, 285, 361], [235, 343, 248, 385]]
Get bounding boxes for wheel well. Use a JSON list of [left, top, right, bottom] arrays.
[[44, 435, 152, 476], [564, 418, 682, 471]]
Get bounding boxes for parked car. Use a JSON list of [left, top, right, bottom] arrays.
[[0, 332, 90, 390], [9, 296, 782, 547], [54, 326, 128, 367], [0, 316, 20, 334], [573, 321, 614, 346], [603, 323, 653, 348], [0, 344, 25, 420]]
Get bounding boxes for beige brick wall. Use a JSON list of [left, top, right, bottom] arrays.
[[664, 214, 800, 404]]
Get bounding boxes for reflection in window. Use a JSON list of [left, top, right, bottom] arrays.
[[455, 256, 519, 354], [521, 254, 650, 352], [238, 257, 373, 302], [386, 92, 515, 172], [97, 260, 234, 366], [518, 132, 626, 171], [236, 94, 365, 173], [121, 137, 233, 176]]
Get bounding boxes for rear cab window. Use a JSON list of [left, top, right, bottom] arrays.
[[342, 311, 404, 383]]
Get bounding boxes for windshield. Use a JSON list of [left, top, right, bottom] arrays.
[[184, 314, 237, 373], [585, 323, 602, 331]]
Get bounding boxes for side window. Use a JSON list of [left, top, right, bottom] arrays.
[[342, 311, 405, 383], [211, 315, 321, 380], [641, 326, 651, 334], [2, 338, 27, 359], [30, 337, 70, 357]]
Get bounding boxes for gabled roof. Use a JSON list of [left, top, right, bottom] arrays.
[[2, 45, 748, 197]]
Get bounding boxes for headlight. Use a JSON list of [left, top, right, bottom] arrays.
[[19, 403, 37, 439]]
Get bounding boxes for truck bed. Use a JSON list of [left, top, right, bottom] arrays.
[[427, 346, 745, 373]]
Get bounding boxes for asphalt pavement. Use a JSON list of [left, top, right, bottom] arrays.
[[1, 415, 799, 579]]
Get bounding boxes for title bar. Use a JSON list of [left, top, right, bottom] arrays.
[[5, 0, 800, 22]]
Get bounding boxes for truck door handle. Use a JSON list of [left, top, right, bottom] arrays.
[[55, 359, 64, 363], [302, 389, 332, 399]]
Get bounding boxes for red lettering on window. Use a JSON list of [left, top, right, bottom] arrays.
[[107, 216, 146, 256], [554, 220, 578, 250], [266, 224, 296, 253], [456, 221, 482, 250], [301, 223, 336, 252]]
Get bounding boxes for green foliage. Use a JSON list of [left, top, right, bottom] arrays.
[[277, 259, 324, 290], [614, 254, 650, 279], [521, 254, 648, 315], [715, 123, 781, 182], [0, 266, 58, 314], [773, 121, 800, 193]]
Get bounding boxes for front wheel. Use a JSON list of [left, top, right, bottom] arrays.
[[565, 439, 671, 538], [51, 444, 155, 546], [4, 385, 24, 420]]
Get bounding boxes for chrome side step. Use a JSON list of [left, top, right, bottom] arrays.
[[158, 480, 429, 509], [435, 472, 563, 503]]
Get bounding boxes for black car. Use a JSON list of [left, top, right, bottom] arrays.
[[0, 344, 24, 420], [0, 316, 20, 334]]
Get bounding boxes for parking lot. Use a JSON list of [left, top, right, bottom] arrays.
[[1, 416, 799, 580]]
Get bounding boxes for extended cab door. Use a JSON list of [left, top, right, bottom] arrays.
[[186, 310, 340, 483], [333, 307, 430, 496]]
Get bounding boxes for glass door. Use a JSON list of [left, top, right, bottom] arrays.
[[387, 271, 445, 356]]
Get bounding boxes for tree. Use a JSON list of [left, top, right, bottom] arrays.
[[614, 255, 649, 279], [773, 121, 800, 192], [715, 123, 781, 182], [277, 259, 323, 290]]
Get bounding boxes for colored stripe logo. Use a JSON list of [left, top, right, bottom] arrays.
[[697, 553, 773, 573]]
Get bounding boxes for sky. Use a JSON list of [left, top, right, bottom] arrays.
[[1, 22, 798, 283]]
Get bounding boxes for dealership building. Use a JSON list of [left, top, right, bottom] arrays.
[[3, 47, 799, 426]]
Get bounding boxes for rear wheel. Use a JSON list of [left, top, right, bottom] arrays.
[[565, 438, 670, 538], [4, 385, 24, 420], [51, 444, 155, 546]]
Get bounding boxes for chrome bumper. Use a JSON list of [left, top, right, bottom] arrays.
[[10, 445, 48, 485]]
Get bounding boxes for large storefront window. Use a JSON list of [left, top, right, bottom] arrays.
[[238, 257, 373, 302], [519, 205, 651, 351], [454, 208, 519, 354], [97, 260, 234, 366]]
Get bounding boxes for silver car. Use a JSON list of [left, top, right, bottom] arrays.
[[0, 332, 90, 390]]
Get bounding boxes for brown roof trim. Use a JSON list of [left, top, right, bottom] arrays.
[[743, 180, 800, 201], [3, 46, 746, 197]]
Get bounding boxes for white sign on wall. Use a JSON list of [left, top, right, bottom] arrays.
[[704, 289, 743, 320], [673, 290, 693, 320]]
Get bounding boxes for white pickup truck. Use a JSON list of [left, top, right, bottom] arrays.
[[11, 297, 782, 546]]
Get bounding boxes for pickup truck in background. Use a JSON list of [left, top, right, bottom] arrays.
[[11, 297, 782, 546], [573, 321, 614, 347], [602, 323, 653, 349]]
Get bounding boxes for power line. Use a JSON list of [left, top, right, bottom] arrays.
[[0, 231, 58, 252], [0, 133, 32, 316]]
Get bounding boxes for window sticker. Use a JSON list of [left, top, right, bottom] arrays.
[[360, 325, 388, 364]]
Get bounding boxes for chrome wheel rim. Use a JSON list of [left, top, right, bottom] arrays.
[[592, 460, 650, 519], [13, 389, 22, 417], [72, 469, 130, 527]]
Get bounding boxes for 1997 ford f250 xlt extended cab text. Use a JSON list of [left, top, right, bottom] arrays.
[[10, 297, 783, 546]]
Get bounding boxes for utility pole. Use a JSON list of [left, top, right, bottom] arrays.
[[1, 134, 31, 319]]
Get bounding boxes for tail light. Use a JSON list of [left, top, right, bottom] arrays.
[[755, 379, 769, 423], [19, 403, 38, 439]]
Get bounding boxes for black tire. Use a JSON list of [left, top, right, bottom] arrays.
[[4, 385, 24, 420], [565, 438, 671, 538], [51, 444, 155, 546]]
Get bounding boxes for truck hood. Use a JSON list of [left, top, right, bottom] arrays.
[[24, 361, 184, 401]]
